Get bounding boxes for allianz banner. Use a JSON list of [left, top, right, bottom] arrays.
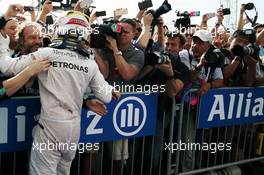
[[0, 93, 158, 152], [198, 87, 264, 128]]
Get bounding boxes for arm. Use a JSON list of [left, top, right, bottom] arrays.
[[106, 36, 143, 81], [223, 57, 241, 81], [94, 49, 109, 79], [135, 12, 153, 49], [29, 9, 36, 22], [197, 79, 224, 96], [89, 64, 113, 103], [200, 14, 209, 29], [240, 56, 258, 86], [256, 28, 264, 46], [237, 4, 246, 30], [38, 0, 53, 24], [2, 59, 50, 97], [156, 17, 165, 47]]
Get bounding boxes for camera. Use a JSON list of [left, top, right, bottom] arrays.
[[244, 3, 254, 10], [145, 51, 171, 65], [204, 48, 226, 67], [174, 11, 200, 28], [138, 0, 153, 10], [231, 44, 260, 59], [95, 11, 106, 17], [24, 6, 34, 11], [222, 8, 231, 15], [90, 21, 123, 48], [147, 0, 171, 26]]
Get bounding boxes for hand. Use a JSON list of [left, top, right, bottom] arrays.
[[85, 99, 107, 116], [105, 35, 118, 52], [142, 11, 153, 27], [202, 14, 210, 23], [197, 83, 211, 96], [157, 60, 174, 77], [112, 90, 121, 100], [216, 10, 224, 25], [197, 53, 206, 68], [240, 4, 246, 14], [42, 0, 53, 15], [4, 4, 24, 20], [27, 58, 51, 76], [136, 9, 146, 21], [157, 17, 164, 28], [90, 12, 97, 23], [74, 1, 83, 12], [244, 56, 258, 67]]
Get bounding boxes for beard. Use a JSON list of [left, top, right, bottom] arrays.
[[25, 43, 41, 54]]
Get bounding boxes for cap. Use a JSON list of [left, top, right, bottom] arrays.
[[192, 30, 212, 43], [232, 29, 256, 43]]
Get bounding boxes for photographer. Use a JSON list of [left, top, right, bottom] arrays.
[[223, 29, 259, 86], [94, 18, 144, 175], [189, 30, 224, 96]]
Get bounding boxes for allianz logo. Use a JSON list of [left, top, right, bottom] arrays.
[[113, 96, 147, 136], [208, 92, 264, 121]]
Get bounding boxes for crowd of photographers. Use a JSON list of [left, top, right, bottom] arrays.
[[0, 0, 264, 175]]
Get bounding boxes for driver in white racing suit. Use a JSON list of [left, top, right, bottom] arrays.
[[0, 10, 117, 175]]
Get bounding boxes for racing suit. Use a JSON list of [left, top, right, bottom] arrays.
[[0, 47, 113, 175]]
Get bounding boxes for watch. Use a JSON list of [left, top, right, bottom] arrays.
[[114, 51, 122, 56]]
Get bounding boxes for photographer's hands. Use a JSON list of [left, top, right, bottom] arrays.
[[4, 4, 24, 20], [157, 60, 174, 78], [106, 35, 118, 53]]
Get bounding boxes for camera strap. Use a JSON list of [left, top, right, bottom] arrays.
[[245, 6, 258, 27]]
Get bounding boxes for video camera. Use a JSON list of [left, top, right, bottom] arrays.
[[90, 19, 123, 48], [231, 44, 260, 60], [174, 10, 200, 28], [147, 0, 171, 26]]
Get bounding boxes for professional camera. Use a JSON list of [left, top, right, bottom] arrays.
[[231, 44, 260, 60], [147, 0, 171, 26], [204, 48, 226, 67], [90, 20, 123, 48], [244, 3, 254, 10], [145, 51, 171, 65], [138, 0, 153, 10]]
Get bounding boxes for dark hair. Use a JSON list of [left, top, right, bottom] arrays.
[[120, 18, 137, 29], [165, 31, 186, 47], [232, 29, 256, 43]]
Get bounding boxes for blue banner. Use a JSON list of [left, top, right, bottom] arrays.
[[198, 87, 264, 128], [0, 93, 158, 152]]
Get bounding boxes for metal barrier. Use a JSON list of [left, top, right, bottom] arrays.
[[1, 88, 264, 175], [167, 88, 264, 175]]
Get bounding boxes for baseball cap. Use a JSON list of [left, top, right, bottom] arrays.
[[232, 29, 256, 43], [192, 30, 212, 43]]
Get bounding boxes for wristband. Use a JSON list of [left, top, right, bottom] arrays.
[[114, 51, 122, 56]]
